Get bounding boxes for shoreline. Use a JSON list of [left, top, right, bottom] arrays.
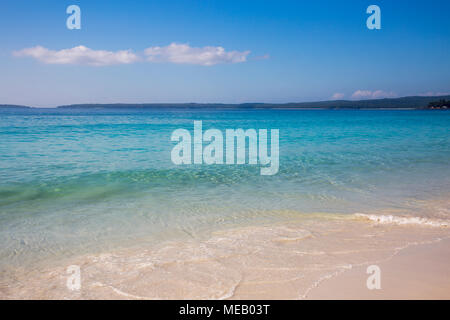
[[1, 211, 448, 300]]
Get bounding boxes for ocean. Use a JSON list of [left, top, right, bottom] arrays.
[[0, 108, 449, 298]]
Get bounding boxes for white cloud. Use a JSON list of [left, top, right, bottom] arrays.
[[331, 93, 345, 99], [351, 90, 372, 99], [13, 45, 140, 66], [14, 43, 252, 67], [351, 90, 397, 99], [144, 43, 250, 66]]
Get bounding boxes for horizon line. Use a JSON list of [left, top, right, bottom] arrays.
[[1, 94, 450, 109]]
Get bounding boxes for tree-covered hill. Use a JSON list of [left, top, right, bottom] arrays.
[[56, 95, 450, 110]]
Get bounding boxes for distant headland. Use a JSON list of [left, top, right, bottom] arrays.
[[1, 95, 450, 110]]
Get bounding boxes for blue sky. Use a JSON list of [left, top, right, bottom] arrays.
[[1, 0, 449, 107]]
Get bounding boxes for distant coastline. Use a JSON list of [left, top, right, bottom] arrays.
[[1, 95, 450, 110], [0, 104, 31, 109]]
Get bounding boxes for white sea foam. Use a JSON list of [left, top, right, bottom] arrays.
[[354, 213, 448, 227]]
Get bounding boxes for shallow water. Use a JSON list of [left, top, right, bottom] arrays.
[[0, 108, 449, 274], [2, 213, 449, 299]]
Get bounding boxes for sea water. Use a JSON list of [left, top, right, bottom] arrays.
[[0, 108, 449, 277]]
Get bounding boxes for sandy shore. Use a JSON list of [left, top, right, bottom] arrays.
[[1, 212, 449, 300], [305, 237, 450, 300]]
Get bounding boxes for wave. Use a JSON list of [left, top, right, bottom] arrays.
[[354, 213, 448, 227]]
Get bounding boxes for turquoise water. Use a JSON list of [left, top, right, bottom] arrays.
[[0, 109, 449, 268]]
